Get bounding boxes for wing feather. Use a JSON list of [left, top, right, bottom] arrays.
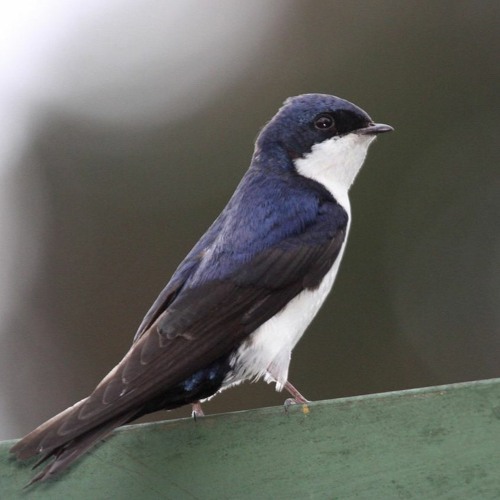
[[11, 195, 348, 477]]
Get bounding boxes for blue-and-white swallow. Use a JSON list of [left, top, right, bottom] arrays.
[[11, 93, 392, 483]]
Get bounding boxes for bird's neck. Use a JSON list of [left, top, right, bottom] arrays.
[[293, 134, 375, 207]]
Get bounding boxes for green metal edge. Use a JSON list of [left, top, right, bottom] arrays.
[[2, 378, 500, 499]]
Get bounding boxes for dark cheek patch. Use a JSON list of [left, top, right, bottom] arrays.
[[334, 109, 371, 136]]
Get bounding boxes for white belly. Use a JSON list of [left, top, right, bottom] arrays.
[[223, 236, 348, 391], [219, 128, 373, 392], [220, 131, 371, 392]]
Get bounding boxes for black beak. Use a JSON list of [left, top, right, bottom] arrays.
[[356, 123, 394, 135]]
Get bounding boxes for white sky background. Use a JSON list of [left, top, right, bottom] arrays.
[[0, 0, 286, 439]]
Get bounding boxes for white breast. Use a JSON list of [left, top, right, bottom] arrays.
[[224, 237, 348, 390], [295, 131, 375, 207], [222, 133, 375, 392]]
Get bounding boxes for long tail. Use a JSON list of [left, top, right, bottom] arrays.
[[10, 402, 136, 485]]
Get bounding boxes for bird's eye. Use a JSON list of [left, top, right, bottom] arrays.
[[314, 114, 335, 130]]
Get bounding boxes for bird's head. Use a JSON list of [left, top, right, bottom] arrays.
[[254, 93, 393, 198]]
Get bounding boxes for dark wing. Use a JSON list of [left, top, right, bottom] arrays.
[[132, 254, 200, 343], [133, 212, 227, 342], [11, 200, 347, 481]]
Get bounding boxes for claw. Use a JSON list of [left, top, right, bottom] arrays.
[[282, 381, 311, 415], [283, 398, 296, 413], [191, 402, 204, 421]]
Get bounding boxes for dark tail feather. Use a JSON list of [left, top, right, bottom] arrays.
[[13, 410, 136, 486]]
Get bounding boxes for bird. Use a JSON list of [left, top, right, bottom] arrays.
[[10, 93, 393, 484]]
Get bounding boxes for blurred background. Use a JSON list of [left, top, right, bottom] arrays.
[[1, 0, 499, 440]]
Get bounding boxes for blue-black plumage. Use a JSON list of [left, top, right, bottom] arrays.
[[11, 93, 393, 483]]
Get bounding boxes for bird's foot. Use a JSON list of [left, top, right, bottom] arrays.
[[283, 381, 309, 404], [282, 381, 311, 414], [191, 402, 204, 421]]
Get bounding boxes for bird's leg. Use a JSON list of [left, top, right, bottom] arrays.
[[283, 381, 311, 412], [266, 363, 310, 408], [283, 380, 309, 412], [266, 363, 310, 407], [283, 381, 310, 404], [191, 402, 204, 421]]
